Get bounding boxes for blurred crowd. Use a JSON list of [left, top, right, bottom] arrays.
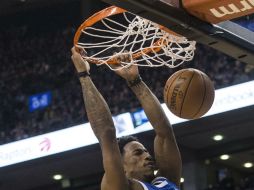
[[1, 18, 254, 145], [204, 173, 254, 190]]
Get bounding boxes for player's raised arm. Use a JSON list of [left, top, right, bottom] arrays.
[[113, 54, 182, 187], [70, 47, 129, 190]]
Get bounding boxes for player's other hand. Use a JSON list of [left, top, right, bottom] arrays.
[[71, 46, 90, 73], [112, 51, 139, 81]]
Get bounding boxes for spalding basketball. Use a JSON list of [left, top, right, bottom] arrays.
[[164, 68, 215, 119]]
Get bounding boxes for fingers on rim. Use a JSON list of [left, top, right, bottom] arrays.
[[71, 46, 77, 54], [113, 51, 132, 63], [74, 45, 87, 55]]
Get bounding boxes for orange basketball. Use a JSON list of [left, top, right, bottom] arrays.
[[164, 68, 215, 119]]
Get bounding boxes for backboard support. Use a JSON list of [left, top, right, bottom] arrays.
[[101, 0, 254, 65]]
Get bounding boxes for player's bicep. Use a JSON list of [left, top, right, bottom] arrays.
[[100, 137, 129, 190], [154, 134, 182, 187]]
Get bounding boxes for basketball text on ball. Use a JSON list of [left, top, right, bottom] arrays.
[[170, 76, 187, 111]]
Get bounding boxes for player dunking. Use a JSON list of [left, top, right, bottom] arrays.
[[71, 46, 182, 190]]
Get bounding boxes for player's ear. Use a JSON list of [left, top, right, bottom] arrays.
[[122, 155, 128, 172], [123, 162, 128, 174]]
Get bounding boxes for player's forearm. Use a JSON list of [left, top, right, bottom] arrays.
[[80, 76, 115, 139], [130, 80, 172, 136]]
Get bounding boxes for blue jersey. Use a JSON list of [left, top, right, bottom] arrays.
[[136, 177, 179, 190]]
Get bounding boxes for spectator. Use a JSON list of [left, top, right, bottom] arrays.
[[0, 17, 253, 145]]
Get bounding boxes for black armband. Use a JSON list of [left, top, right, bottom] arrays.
[[78, 71, 90, 78], [127, 75, 142, 87]]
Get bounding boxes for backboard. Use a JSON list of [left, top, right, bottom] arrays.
[[101, 0, 254, 66]]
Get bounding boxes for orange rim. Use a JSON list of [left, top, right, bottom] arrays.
[[74, 6, 181, 64]]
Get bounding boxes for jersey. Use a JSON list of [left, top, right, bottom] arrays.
[[136, 177, 179, 190]]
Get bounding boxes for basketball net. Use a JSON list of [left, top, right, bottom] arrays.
[[74, 6, 196, 70]]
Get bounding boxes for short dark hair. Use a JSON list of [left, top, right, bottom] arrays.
[[117, 135, 139, 155]]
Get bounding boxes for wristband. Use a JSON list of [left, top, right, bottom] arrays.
[[127, 75, 142, 87], [78, 71, 90, 78]]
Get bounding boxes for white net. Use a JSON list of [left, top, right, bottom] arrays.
[[76, 11, 196, 70]]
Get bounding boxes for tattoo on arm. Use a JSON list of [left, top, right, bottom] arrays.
[[130, 81, 171, 135], [80, 77, 115, 139]]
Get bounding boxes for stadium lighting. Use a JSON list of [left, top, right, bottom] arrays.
[[220, 154, 230, 160], [213, 134, 224, 141], [180, 178, 184, 183], [243, 162, 253, 168], [53, 174, 63, 180], [205, 159, 210, 165]]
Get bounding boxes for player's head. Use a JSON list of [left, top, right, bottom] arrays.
[[118, 136, 155, 182]]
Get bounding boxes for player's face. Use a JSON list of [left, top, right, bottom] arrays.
[[122, 141, 155, 182]]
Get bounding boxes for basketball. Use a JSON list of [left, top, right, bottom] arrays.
[[164, 68, 215, 119]]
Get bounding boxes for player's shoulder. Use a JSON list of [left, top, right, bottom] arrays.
[[101, 176, 144, 190], [129, 178, 146, 190]]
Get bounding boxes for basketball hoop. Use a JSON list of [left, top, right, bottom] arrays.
[[74, 6, 196, 70]]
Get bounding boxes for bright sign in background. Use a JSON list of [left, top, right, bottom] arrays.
[[1, 80, 254, 168], [28, 91, 52, 112]]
